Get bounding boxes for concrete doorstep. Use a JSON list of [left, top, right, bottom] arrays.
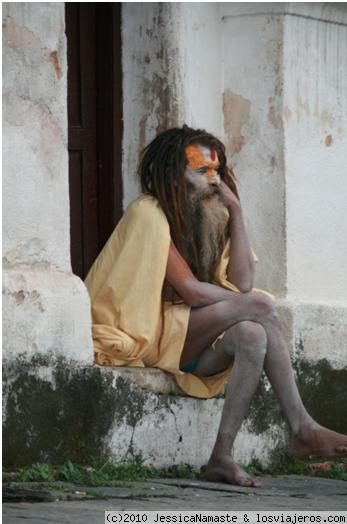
[[2, 475, 347, 523]]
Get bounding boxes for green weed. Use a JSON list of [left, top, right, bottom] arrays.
[[7, 455, 346, 487], [17, 463, 55, 482], [243, 455, 347, 481]]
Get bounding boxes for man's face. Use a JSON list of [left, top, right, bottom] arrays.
[[184, 144, 221, 196]]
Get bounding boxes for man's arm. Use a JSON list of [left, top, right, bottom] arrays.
[[165, 242, 235, 308], [217, 181, 255, 293]]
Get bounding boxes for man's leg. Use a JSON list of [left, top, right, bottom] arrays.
[[194, 320, 267, 486], [180, 293, 347, 486], [180, 294, 273, 486], [179, 291, 274, 367], [264, 315, 347, 457]]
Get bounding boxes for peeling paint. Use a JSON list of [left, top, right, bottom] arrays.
[[223, 89, 251, 156], [4, 16, 40, 51], [8, 289, 44, 312], [13, 290, 25, 304], [48, 50, 62, 80], [325, 134, 333, 147], [3, 237, 49, 267]]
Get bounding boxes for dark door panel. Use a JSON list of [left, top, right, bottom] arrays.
[[66, 3, 123, 279]]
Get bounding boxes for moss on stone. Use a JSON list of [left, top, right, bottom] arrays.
[[112, 376, 146, 427], [247, 375, 283, 435], [295, 358, 347, 434], [3, 357, 119, 468]]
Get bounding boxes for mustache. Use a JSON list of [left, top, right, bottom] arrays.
[[188, 187, 223, 208], [186, 181, 220, 200]]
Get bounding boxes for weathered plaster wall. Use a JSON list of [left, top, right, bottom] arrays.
[[218, 3, 347, 423], [122, 3, 184, 208], [121, 2, 347, 305], [283, 5, 347, 303], [220, 4, 286, 296], [180, 3, 222, 137], [3, 3, 70, 270], [2, 3, 93, 365]]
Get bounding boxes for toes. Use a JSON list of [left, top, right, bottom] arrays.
[[237, 477, 253, 487], [252, 477, 262, 487], [236, 475, 260, 487], [205, 463, 262, 488], [335, 445, 347, 454]]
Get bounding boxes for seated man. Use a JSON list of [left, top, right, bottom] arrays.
[[85, 125, 347, 487]]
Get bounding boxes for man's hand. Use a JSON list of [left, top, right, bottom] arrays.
[[217, 180, 240, 213]]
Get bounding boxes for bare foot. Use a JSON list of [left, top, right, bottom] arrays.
[[205, 455, 262, 487], [291, 422, 347, 458]]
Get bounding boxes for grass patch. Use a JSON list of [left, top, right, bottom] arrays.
[[17, 463, 55, 483], [243, 455, 347, 481], [4, 455, 346, 487], [4, 457, 201, 486]]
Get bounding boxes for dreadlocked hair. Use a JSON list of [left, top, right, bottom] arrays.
[[138, 124, 239, 279]]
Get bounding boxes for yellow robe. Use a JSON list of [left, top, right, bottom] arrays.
[[85, 194, 271, 399]]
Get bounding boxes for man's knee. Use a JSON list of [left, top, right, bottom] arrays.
[[232, 321, 267, 348], [249, 292, 277, 322], [228, 321, 267, 362]]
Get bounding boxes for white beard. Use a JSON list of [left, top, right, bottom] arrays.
[[185, 191, 229, 282]]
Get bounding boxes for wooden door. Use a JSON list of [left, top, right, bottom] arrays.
[[65, 3, 123, 279]]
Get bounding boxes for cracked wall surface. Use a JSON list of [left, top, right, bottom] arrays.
[[122, 3, 184, 208], [3, 4, 69, 270], [2, 0, 93, 443]]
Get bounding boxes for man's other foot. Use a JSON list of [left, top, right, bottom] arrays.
[[205, 456, 261, 487], [291, 423, 347, 458]]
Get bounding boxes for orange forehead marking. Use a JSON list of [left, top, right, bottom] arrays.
[[185, 145, 219, 170], [185, 145, 205, 169]]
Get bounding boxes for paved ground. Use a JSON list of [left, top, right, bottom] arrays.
[[3, 476, 347, 523]]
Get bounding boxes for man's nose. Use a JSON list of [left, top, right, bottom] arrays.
[[207, 171, 221, 185]]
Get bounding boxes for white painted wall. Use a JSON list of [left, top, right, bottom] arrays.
[[3, 3, 70, 271], [220, 4, 286, 296], [283, 5, 347, 304], [122, 2, 347, 305], [3, 3, 93, 364], [180, 3, 222, 138], [122, 3, 184, 208]]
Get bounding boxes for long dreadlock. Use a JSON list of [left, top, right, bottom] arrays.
[[138, 124, 239, 279]]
